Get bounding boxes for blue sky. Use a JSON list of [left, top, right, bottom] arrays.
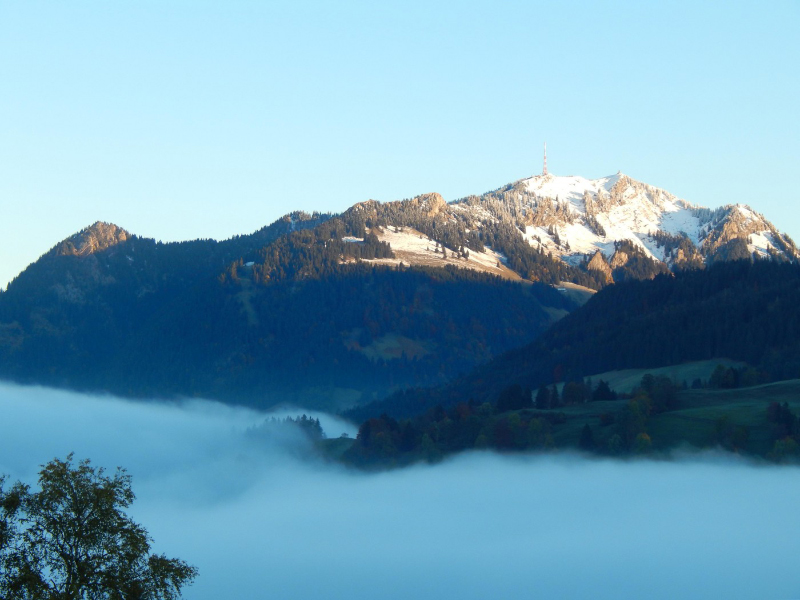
[[1, 0, 798, 288]]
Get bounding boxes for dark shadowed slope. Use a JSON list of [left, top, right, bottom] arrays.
[[0, 219, 575, 411], [348, 259, 800, 421]]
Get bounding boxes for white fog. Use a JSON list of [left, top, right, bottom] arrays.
[[1, 382, 798, 599]]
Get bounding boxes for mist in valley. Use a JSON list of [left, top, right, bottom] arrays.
[[1, 382, 798, 600]]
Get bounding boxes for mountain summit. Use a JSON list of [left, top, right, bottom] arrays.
[[337, 171, 798, 288], [55, 221, 131, 257], [437, 172, 798, 281]]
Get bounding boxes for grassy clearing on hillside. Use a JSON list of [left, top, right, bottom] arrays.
[[335, 378, 800, 469], [546, 379, 800, 456], [555, 281, 595, 306], [584, 359, 747, 395]]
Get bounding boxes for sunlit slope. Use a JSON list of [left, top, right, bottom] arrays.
[[510, 172, 799, 269]]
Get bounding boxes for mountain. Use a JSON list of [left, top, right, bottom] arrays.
[[0, 218, 576, 411], [453, 172, 798, 276], [0, 170, 797, 410], [346, 259, 800, 422], [330, 172, 798, 287]]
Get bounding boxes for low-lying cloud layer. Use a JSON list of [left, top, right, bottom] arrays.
[[1, 382, 798, 599]]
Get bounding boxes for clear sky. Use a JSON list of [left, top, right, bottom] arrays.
[[1, 0, 798, 289]]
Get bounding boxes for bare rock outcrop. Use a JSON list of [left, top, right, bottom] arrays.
[[413, 193, 447, 218], [56, 222, 130, 257], [609, 250, 629, 269], [586, 250, 613, 284]]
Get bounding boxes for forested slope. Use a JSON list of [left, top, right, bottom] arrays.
[[0, 219, 574, 410], [348, 259, 800, 420]]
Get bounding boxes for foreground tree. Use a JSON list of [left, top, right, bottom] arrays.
[[0, 454, 197, 600]]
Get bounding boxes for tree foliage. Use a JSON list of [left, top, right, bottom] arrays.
[[0, 455, 196, 600]]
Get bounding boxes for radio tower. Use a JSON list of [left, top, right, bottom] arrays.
[[542, 142, 548, 176]]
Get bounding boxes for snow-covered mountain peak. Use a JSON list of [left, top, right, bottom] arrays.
[[522, 172, 622, 207], [516, 172, 693, 218], [338, 169, 797, 287], [447, 170, 799, 275]]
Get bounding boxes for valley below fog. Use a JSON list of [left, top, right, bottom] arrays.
[[1, 382, 798, 600]]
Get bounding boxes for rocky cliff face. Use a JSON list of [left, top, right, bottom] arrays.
[[56, 222, 130, 257], [586, 250, 612, 283]]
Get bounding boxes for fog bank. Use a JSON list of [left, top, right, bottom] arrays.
[[1, 382, 798, 599]]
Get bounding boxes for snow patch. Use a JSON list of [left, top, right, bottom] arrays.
[[362, 226, 522, 281], [748, 231, 775, 257], [521, 173, 622, 210], [660, 207, 703, 245]]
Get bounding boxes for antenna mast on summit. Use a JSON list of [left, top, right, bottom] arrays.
[[542, 142, 548, 176]]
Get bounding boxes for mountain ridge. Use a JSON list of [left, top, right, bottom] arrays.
[[33, 170, 797, 290], [455, 171, 798, 271], [1, 168, 797, 411]]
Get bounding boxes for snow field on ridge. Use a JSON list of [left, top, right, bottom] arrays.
[[363, 226, 523, 281]]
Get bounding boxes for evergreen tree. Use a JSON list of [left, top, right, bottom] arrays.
[[592, 380, 617, 402], [550, 384, 560, 408], [535, 385, 550, 410], [496, 384, 531, 412]]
